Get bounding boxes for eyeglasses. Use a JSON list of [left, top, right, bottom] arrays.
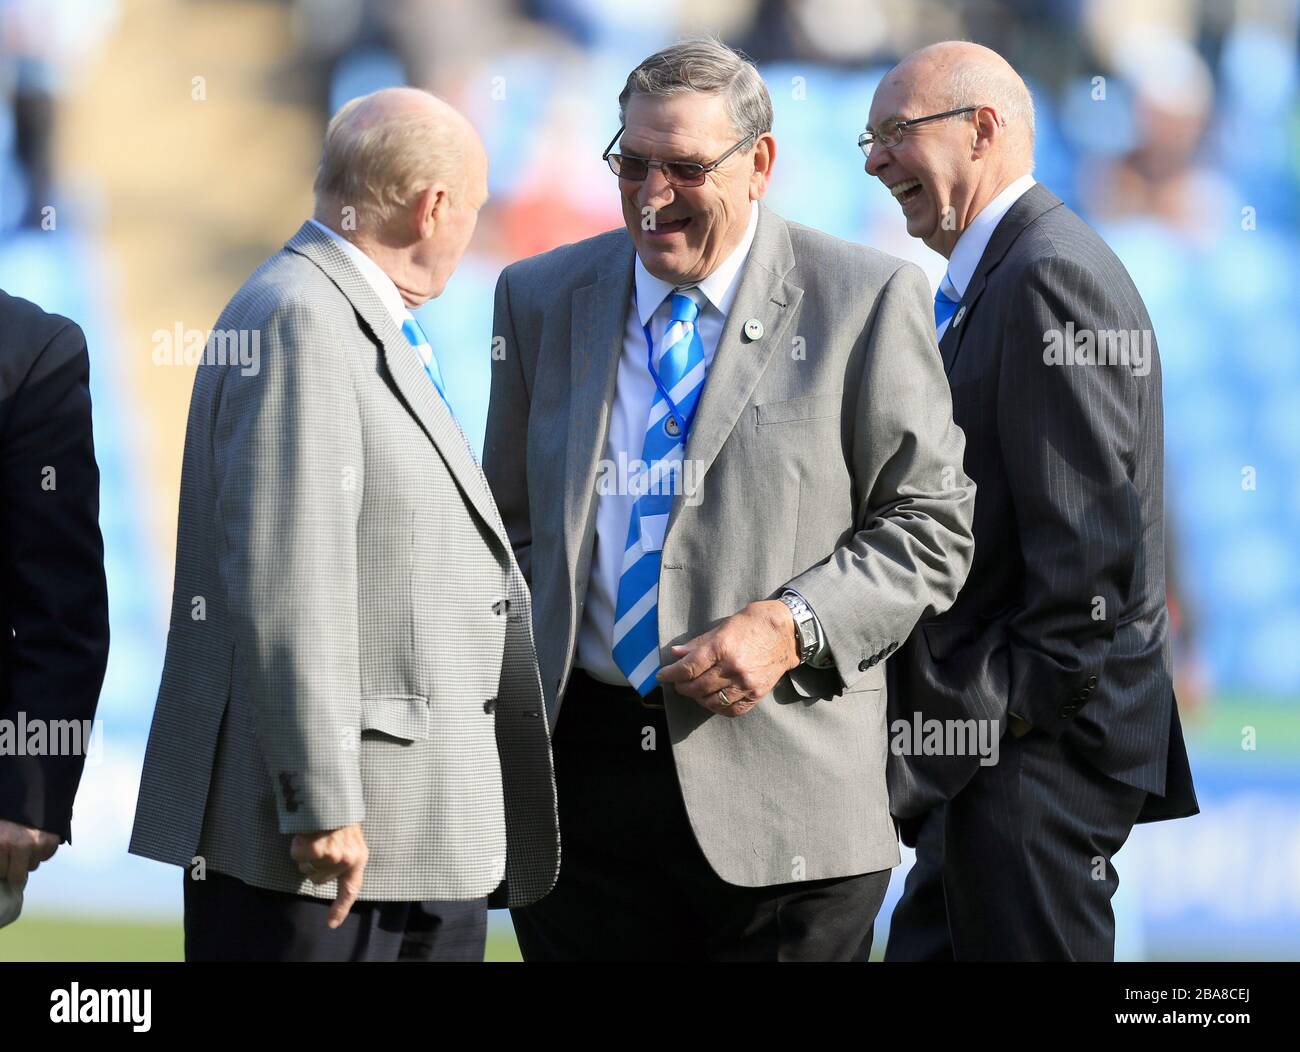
[[602, 125, 757, 188], [858, 106, 977, 155]]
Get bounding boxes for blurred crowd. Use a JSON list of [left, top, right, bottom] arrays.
[[282, 0, 1300, 701], [0, 0, 117, 227], [3, 0, 1298, 699]]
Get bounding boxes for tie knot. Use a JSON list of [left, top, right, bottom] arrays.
[[933, 274, 962, 333], [669, 291, 700, 325], [402, 315, 430, 348], [935, 272, 960, 306]]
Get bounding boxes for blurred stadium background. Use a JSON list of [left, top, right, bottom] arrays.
[[1, 0, 1298, 961]]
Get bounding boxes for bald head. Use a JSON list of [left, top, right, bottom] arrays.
[[865, 41, 1035, 256], [312, 87, 490, 307], [313, 87, 482, 236], [887, 42, 1035, 158]]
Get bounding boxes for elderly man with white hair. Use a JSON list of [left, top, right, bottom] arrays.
[[863, 42, 1199, 961], [130, 87, 559, 961]]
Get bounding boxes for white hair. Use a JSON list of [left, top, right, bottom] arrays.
[[313, 90, 465, 232], [945, 56, 1036, 150]]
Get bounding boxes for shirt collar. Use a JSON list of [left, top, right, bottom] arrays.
[[308, 218, 410, 328], [633, 201, 761, 327], [946, 173, 1036, 298]]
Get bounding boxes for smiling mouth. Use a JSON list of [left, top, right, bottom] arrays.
[[889, 178, 923, 205], [647, 216, 692, 237]]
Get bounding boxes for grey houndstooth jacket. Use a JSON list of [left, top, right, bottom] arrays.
[[129, 222, 559, 906]]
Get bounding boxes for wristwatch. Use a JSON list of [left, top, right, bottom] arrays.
[[779, 591, 819, 665]]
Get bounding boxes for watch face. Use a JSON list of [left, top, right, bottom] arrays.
[[796, 619, 817, 654]]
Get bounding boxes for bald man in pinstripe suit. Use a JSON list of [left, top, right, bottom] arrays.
[[863, 43, 1198, 961]]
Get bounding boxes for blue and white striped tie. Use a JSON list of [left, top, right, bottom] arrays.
[[612, 291, 707, 695], [402, 312, 450, 408], [934, 272, 960, 337]]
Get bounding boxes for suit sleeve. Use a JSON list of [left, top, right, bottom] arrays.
[[212, 304, 365, 833], [997, 254, 1142, 737], [787, 262, 976, 693], [0, 321, 109, 842], [483, 268, 533, 582]]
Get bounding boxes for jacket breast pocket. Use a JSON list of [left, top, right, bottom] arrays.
[[922, 621, 979, 663], [754, 393, 842, 427], [360, 693, 432, 743]]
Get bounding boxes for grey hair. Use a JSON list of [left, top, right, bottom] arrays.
[[618, 37, 774, 141], [945, 58, 1036, 149]]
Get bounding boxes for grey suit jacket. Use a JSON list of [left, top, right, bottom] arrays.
[[484, 205, 975, 887], [888, 183, 1199, 829], [130, 222, 559, 906]]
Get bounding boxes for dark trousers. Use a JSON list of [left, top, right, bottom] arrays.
[[183, 869, 487, 962], [884, 724, 1147, 962], [511, 670, 890, 961]]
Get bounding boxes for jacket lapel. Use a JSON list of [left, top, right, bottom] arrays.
[[564, 243, 634, 575], [941, 183, 1063, 376], [672, 207, 802, 535], [284, 221, 509, 550]]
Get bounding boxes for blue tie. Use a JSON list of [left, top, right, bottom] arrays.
[[401, 313, 450, 408], [612, 291, 707, 695], [933, 274, 960, 334]]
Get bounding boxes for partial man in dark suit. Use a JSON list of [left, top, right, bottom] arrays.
[[0, 290, 110, 915], [862, 42, 1199, 961]]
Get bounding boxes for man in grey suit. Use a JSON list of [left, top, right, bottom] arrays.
[[130, 88, 558, 961], [483, 38, 975, 961], [863, 43, 1198, 961]]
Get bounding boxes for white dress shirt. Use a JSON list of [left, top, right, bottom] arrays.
[[308, 218, 410, 331], [577, 203, 761, 685], [936, 173, 1036, 342], [309, 218, 461, 427]]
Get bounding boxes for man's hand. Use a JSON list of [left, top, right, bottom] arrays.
[[0, 820, 59, 892], [657, 600, 801, 717], [290, 824, 368, 928]]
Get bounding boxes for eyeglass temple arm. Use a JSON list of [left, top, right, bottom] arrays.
[[602, 124, 625, 160], [861, 106, 978, 144], [689, 131, 758, 176]]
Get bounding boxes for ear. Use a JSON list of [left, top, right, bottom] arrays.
[[413, 183, 448, 240], [750, 132, 776, 200], [971, 105, 1001, 161]]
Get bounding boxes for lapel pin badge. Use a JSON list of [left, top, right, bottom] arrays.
[[952, 305, 966, 327], [664, 415, 682, 437], [743, 318, 764, 341]]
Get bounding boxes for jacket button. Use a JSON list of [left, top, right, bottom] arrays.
[[483, 698, 497, 714], [858, 660, 869, 671], [867, 656, 879, 667]]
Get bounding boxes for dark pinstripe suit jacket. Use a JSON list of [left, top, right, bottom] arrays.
[[887, 183, 1198, 830], [0, 291, 108, 843]]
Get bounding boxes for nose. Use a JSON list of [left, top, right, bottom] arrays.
[[864, 142, 889, 177], [638, 166, 676, 213]]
